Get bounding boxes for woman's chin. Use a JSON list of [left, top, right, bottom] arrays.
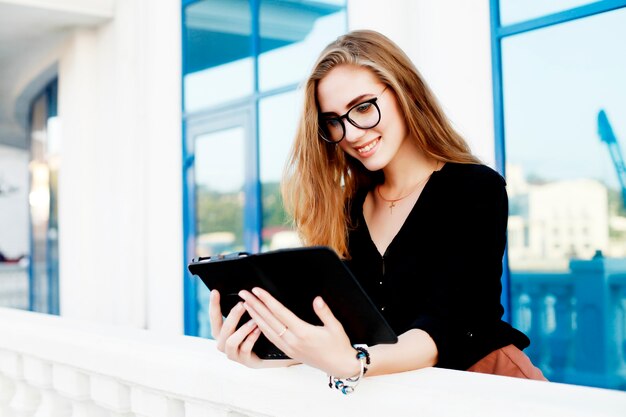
[[360, 158, 387, 172]]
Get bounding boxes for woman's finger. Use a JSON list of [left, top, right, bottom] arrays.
[[239, 327, 262, 359], [239, 291, 287, 333], [239, 291, 298, 343], [312, 296, 342, 331], [216, 301, 246, 352], [243, 302, 293, 356], [239, 288, 304, 335], [224, 318, 258, 360], [209, 290, 223, 339]]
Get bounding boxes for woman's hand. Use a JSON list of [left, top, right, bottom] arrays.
[[209, 290, 298, 369], [238, 287, 361, 378]]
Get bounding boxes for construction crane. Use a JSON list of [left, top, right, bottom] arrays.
[[598, 109, 626, 207]]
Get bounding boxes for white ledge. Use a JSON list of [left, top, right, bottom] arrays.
[[0, 0, 113, 19], [0, 307, 625, 417]]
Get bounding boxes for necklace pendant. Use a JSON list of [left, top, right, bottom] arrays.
[[389, 201, 396, 214]]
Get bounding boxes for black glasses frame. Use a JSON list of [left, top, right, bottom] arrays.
[[318, 88, 387, 144]]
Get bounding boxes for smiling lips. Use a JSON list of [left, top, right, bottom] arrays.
[[356, 137, 381, 154]]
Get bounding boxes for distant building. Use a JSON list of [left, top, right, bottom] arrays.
[[508, 164, 609, 270]]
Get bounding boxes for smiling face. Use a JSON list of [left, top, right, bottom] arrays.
[[316, 64, 410, 172]]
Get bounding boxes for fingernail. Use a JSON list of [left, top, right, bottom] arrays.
[[236, 302, 243, 311], [238, 290, 247, 299], [251, 287, 261, 296], [253, 328, 261, 334], [314, 296, 324, 308], [247, 319, 256, 327]]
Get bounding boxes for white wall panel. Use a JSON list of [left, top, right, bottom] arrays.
[[348, 0, 496, 166]]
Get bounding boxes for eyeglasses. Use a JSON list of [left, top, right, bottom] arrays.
[[318, 87, 387, 144]]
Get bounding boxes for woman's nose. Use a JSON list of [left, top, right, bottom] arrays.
[[343, 121, 366, 143]]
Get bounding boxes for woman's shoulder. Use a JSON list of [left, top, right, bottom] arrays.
[[432, 162, 507, 205], [437, 162, 506, 188]]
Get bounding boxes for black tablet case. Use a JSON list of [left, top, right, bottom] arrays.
[[188, 246, 397, 359]]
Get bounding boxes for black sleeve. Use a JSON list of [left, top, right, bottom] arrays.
[[409, 171, 509, 370]]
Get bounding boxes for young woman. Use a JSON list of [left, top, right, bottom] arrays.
[[209, 30, 545, 388]]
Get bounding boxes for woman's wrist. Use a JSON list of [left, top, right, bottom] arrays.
[[333, 346, 362, 378], [328, 345, 370, 395]]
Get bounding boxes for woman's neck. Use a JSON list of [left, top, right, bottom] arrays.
[[381, 140, 438, 194]]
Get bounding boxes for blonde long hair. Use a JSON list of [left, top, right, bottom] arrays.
[[282, 30, 480, 258]]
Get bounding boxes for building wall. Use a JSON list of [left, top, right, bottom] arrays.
[[0, 146, 29, 259], [508, 174, 609, 271]]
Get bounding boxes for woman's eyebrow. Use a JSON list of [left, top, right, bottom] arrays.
[[320, 93, 375, 116], [346, 93, 374, 108]]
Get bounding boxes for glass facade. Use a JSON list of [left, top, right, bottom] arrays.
[[493, 1, 626, 390], [259, 90, 302, 250], [183, 0, 254, 112], [182, 0, 346, 337], [258, 1, 347, 91], [28, 80, 60, 314]]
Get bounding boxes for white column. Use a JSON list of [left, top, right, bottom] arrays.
[[22, 357, 71, 417], [137, 0, 184, 335], [58, 2, 149, 328], [57, 27, 109, 323], [1, 353, 40, 417], [90, 375, 133, 417], [130, 387, 183, 417], [0, 372, 15, 416], [53, 364, 108, 417], [57, 0, 183, 334], [184, 401, 230, 417]]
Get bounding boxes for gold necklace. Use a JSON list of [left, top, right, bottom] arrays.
[[376, 162, 438, 214]]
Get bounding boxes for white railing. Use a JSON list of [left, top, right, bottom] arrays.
[[1, 307, 625, 417]]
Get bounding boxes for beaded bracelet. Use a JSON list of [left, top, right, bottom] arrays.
[[328, 344, 370, 395]]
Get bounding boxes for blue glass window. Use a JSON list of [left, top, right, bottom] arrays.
[[190, 113, 251, 338], [183, 0, 254, 111], [28, 80, 60, 314], [259, 0, 346, 91], [493, 1, 626, 390], [182, 0, 346, 337], [259, 90, 302, 251]]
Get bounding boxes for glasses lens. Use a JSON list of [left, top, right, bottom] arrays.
[[320, 118, 344, 143], [348, 101, 380, 129]]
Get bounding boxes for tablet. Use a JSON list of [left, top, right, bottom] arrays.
[[188, 246, 398, 359]]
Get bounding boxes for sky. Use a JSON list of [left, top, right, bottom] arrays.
[[502, 6, 626, 189]]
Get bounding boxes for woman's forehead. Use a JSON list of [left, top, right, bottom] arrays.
[[316, 65, 382, 113]]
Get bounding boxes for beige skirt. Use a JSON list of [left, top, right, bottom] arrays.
[[467, 344, 547, 381]]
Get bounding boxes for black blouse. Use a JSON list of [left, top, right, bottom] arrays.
[[345, 162, 530, 370]]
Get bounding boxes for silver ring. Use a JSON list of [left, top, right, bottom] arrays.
[[278, 326, 288, 337]]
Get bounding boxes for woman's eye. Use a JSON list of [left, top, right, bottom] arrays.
[[324, 119, 342, 129], [355, 102, 373, 113]]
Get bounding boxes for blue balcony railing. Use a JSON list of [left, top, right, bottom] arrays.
[[511, 257, 626, 390]]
